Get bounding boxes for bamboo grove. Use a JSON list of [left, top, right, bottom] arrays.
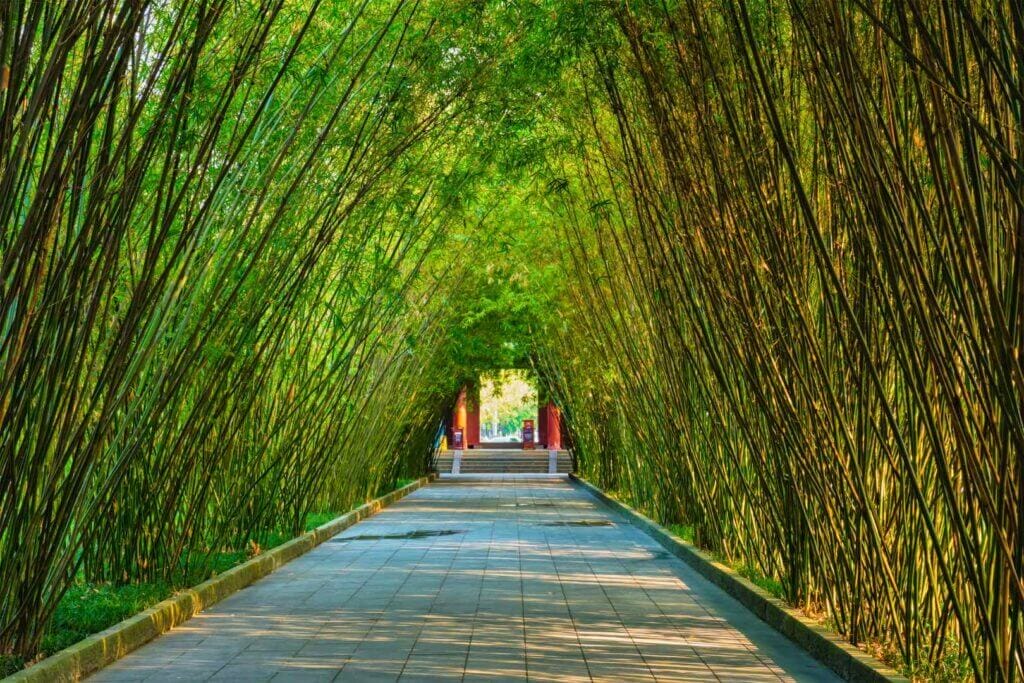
[[1, 0, 1021, 680], [536, 1, 1024, 680], [0, 0, 528, 659]]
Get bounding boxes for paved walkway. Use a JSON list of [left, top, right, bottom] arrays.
[[92, 478, 838, 682]]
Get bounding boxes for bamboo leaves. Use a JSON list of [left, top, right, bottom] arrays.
[[538, 0, 1023, 679], [0, 0, 489, 659]]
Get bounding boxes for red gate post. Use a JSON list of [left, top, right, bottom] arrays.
[[450, 386, 467, 448], [541, 401, 561, 450], [537, 400, 548, 448], [450, 382, 483, 449], [465, 380, 480, 448]]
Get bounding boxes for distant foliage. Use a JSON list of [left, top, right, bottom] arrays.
[[480, 370, 538, 439]]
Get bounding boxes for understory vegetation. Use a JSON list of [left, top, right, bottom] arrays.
[[1, 0, 1020, 680], [0, 480, 414, 678]]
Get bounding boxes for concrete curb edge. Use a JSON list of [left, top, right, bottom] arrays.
[[7, 474, 437, 682], [569, 474, 908, 683]]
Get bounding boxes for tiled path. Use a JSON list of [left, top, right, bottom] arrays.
[[91, 478, 838, 682]]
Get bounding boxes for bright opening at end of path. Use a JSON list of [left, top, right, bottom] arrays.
[[479, 370, 538, 445]]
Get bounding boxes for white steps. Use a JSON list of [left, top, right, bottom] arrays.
[[435, 449, 572, 475]]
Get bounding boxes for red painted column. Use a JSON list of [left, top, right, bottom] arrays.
[[465, 381, 481, 448], [450, 386, 467, 447], [537, 401, 548, 447], [540, 400, 561, 450]]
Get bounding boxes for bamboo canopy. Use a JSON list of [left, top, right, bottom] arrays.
[[1, 1, 1021, 679]]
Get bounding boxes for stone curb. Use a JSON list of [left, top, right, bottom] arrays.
[[569, 474, 908, 683], [7, 474, 437, 683]]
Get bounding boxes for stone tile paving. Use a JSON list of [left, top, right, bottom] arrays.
[[90, 478, 839, 682]]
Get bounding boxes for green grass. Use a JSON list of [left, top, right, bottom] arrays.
[[841, 621, 972, 682], [667, 523, 784, 599], [667, 523, 695, 544], [304, 511, 339, 531], [182, 508, 347, 583], [42, 583, 173, 654], [734, 564, 785, 599], [4, 525, 310, 677], [0, 655, 25, 678], [904, 648, 973, 682], [0, 583, 172, 678], [8, 477, 421, 676]]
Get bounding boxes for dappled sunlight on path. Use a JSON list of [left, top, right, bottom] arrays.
[[91, 479, 836, 682]]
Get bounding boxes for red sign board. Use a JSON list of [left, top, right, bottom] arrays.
[[522, 419, 535, 450], [453, 428, 464, 449]]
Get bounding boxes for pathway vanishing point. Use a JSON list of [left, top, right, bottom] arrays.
[[91, 478, 839, 682]]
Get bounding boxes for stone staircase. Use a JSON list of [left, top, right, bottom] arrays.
[[434, 449, 573, 475]]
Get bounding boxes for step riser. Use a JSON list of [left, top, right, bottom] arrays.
[[436, 462, 572, 467], [436, 466, 573, 474], [435, 460, 572, 464], [435, 450, 573, 475], [437, 460, 570, 464], [456, 469, 572, 474]]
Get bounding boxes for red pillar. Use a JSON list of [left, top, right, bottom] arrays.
[[465, 381, 481, 448], [449, 386, 467, 447], [537, 402, 548, 447], [540, 400, 561, 450], [450, 383, 483, 448]]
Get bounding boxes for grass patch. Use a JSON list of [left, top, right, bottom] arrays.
[[6, 517, 321, 674], [852, 624, 973, 682], [667, 523, 694, 544], [0, 655, 25, 678], [304, 511, 339, 531], [42, 583, 173, 654], [903, 647, 973, 682], [11, 477, 422, 676], [734, 564, 785, 599], [666, 523, 784, 599], [0, 583, 173, 678]]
